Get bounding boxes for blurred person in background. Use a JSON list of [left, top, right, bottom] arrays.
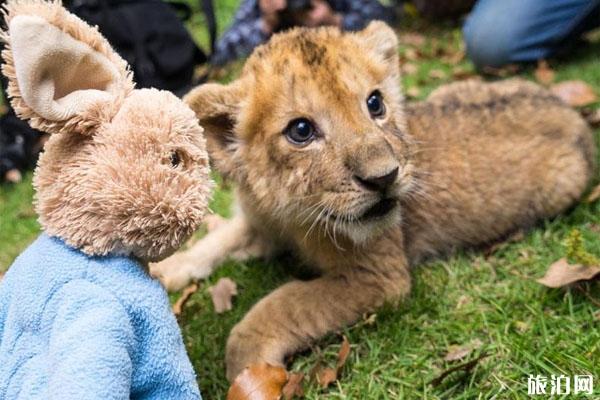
[[211, 0, 395, 66], [463, 0, 600, 69]]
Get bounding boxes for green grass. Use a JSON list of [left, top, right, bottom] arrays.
[[2, 2, 600, 398]]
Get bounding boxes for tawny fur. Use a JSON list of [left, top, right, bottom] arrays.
[[2, 0, 213, 262], [153, 22, 596, 380]]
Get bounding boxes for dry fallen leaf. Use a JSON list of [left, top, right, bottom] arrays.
[[550, 80, 598, 107], [399, 32, 426, 47], [534, 60, 555, 85], [208, 277, 238, 313], [403, 48, 421, 61], [537, 258, 600, 288], [589, 224, 600, 234], [282, 372, 304, 399], [481, 64, 520, 77], [172, 283, 199, 316], [442, 48, 466, 65], [451, 66, 477, 80], [586, 184, 600, 203], [4, 169, 22, 183], [428, 69, 446, 80], [443, 339, 483, 362], [406, 86, 421, 98], [315, 336, 351, 389], [316, 367, 337, 389], [444, 346, 471, 362], [337, 336, 350, 368], [0, 271, 4, 282], [401, 62, 418, 75], [227, 363, 288, 400], [430, 352, 489, 387]]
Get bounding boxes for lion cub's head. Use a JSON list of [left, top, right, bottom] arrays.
[[186, 22, 415, 244]]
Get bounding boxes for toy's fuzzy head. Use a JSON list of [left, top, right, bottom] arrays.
[[1, 1, 212, 262]]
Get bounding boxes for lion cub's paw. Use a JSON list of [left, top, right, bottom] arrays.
[[226, 324, 285, 382], [150, 252, 212, 292], [204, 214, 227, 232]]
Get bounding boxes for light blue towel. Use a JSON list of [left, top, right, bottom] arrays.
[[0, 234, 202, 400]]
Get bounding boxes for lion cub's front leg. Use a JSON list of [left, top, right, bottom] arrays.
[[225, 241, 411, 381], [151, 212, 268, 291]]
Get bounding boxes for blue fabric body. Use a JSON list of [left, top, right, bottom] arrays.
[[0, 234, 202, 400], [464, 0, 600, 68]]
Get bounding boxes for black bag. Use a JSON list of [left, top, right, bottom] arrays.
[[0, 0, 216, 181], [69, 0, 216, 95]]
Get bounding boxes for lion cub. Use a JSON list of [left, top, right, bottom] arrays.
[[152, 22, 596, 380]]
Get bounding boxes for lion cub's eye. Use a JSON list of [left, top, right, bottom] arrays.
[[367, 90, 386, 118], [285, 118, 315, 145], [170, 150, 182, 167]]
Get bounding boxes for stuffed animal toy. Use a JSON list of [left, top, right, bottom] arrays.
[[0, 1, 212, 399]]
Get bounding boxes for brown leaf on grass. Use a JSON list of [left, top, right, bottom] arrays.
[[442, 48, 466, 65], [172, 283, 199, 316], [589, 224, 600, 234], [534, 60, 555, 85], [337, 336, 351, 367], [4, 169, 22, 183], [403, 48, 421, 61], [550, 81, 598, 107], [406, 86, 421, 99], [443, 339, 483, 362], [430, 352, 489, 387], [0, 271, 4, 282], [536, 258, 600, 288], [451, 66, 477, 80], [399, 32, 426, 47], [586, 184, 600, 203], [444, 346, 471, 362], [400, 62, 418, 75], [282, 372, 304, 399], [316, 367, 337, 389], [314, 336, 352, 389], [227, 363, 288, 400], [428, 69, 446, 80], [208, 277, 238, 313], [481, 64, 520, 77]]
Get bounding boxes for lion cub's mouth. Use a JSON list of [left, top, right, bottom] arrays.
[[360, 198, 398, 220]]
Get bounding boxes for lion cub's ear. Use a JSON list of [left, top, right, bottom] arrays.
[[1, 1, 133, 135], [355, 21, 399, 65], [184, 82, 244, 179]]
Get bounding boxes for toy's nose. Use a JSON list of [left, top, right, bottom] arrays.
[[354, 166, 399, 192]]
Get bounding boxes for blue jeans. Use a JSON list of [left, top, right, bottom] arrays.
[[463, 0, 600, 68]]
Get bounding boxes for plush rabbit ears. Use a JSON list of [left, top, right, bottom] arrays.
[[1, 1, 134, 135]]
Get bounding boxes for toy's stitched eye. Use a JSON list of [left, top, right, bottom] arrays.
[[285, 118, 316, 145], [367, 90, 386, 118], [170, 150, 181, 168]]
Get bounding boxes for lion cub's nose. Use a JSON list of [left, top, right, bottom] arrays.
[[354, 166, 399, 192]]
